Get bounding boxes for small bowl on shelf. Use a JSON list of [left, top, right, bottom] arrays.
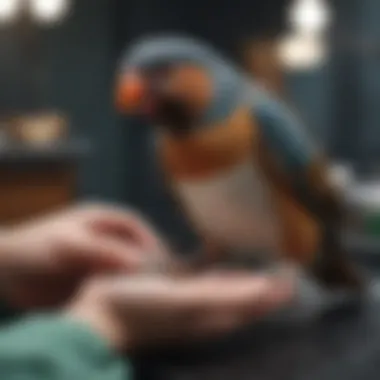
[[7, 112, 68, 147]]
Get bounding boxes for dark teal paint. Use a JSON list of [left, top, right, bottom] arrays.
[[46, 0, 129, 202]]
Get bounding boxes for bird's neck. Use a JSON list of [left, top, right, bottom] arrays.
[[200, 69, 246, 126], [159, 106, 255, 181]]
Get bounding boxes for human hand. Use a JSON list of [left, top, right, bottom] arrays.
[[67, 271, 295, 351], [0, 203, 168, 309]]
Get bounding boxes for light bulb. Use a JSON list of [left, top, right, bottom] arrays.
[[0, 0, 21, 23], [288, 0, 332, 35], [30, 0, 70, 24], [278, 32, 328, 71]]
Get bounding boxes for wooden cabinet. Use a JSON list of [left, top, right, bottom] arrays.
[[0, 141, 89, 225], [0, 164, 75, 225]]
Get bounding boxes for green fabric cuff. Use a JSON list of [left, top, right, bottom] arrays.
[[0, 314, 131, 380]]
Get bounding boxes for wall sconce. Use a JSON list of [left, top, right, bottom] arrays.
[[277, 0, 333, 71], [0, 0, 70, 25]]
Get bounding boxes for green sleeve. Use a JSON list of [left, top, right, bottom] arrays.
[[0, 314, 132, 380]]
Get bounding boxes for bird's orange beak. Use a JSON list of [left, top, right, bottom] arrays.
[[115, 72, 146, 114]]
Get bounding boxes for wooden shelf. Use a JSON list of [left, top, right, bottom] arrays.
[[0, 139, 90, 225]]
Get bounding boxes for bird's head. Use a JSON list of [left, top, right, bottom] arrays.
[[115, 35, 242, 137]]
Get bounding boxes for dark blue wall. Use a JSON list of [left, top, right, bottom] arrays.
[[286, 66, 334, 149], [0, 0, 130, 202], [285, 0, 380, 171], [46, 0, 129, 201], [3, 0, 376, 209]]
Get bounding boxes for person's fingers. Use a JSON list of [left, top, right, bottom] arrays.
[[172, 273, 295, 337], [75, 272, 294, 347], [87, 208, 169, 260], [181, 273, 292, 305], [106, 272, 294, 314], [190, 276, 294, 336], [56, 232, 148, 272], [107, 273, 294, 330]]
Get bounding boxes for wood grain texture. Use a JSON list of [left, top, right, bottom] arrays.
[[0, 164, 76, 225]]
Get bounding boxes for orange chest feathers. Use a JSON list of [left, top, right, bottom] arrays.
[[158, 107, 321, 266], [159, 107, 255, 181]]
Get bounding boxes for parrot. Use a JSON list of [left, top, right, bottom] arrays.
[[114, 35, 362, 291]]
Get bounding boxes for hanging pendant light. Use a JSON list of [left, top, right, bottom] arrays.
[[0, 0, 22, 24], [30, 0, 70, 25], [289, 0, 332, 35], [278, 33, 328, 70], [278, 0, 333, 71]]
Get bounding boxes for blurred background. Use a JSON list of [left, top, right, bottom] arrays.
[[0, 0, 378, 253]]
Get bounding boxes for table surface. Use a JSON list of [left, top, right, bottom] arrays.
[[134, 275, 380, 380]]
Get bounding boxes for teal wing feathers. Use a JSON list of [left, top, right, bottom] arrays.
[[249, 87, 362, 289]]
